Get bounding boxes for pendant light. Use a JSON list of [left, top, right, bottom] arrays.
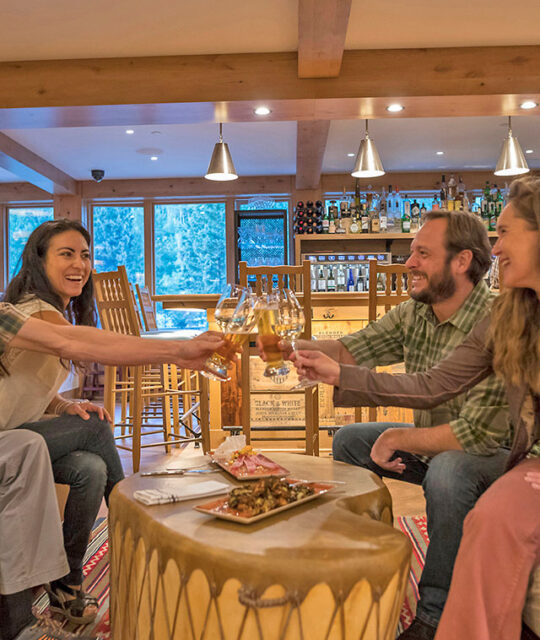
[[205, 123, 238, 181], [351, 119, 385, 178], [494, 116, 530, 177]]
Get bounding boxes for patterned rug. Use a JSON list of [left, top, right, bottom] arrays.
[[33, 515, 428, 639], [34, 517, 111, 639], [396, 515, 430, 634]]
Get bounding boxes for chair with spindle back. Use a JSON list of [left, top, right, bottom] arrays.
[[238, 260, 319, 455], [92, 266, 209, 471], [135, 283, 159, 331], [357, 260, 410, 423]]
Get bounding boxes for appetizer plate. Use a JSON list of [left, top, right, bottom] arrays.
[[212, 454, 290, 481], [194, 480, 338, 524]]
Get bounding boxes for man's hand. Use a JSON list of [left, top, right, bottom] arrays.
[[176, 332, 226, 370], [525, 470, 540, 490], [256, 337, 294, 362], [370, 429, 406, 474], [290, 350, 340, 386]]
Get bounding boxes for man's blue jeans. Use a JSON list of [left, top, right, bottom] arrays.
[[16, 414, 124, 585], [332, 422, 508, 627]]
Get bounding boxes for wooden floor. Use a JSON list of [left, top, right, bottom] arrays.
[[100, 426, 426, 519]]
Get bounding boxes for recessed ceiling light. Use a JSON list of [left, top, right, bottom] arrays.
[[150, 156, 159, 161], [520, 100, 538, 110], [386, 103, 404, 112], [526, 149, 534, 154], [254, 106, 271, 116], [347, 152, 355, 157], [436, 151, 444, 155], [125, 129, 134, 135]]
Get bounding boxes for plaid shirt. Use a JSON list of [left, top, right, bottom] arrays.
[[340, 281, 510, 456]]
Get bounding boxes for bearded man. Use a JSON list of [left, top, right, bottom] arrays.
[[277, 210, 509, 640]]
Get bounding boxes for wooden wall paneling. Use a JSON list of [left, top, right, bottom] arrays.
[[143, 199, 155, 292], [80, 175, 294, 200], [0, 133, 77, 195], [298, 0, 352, 78], [53, 193, 82, 221], [0, 182, 51, 202], [295, 120, 331, 190]]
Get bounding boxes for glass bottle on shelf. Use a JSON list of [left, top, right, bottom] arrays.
[[401, 196, 411, 233], [361, 204, 370, 233], [379, 194, 388, 232], [321, 207, 330, 234], [317, 266, 326, 292], [326, 267, 336, 293], [328, 205, 337, 234], [336, 265, 346, 292], [370, 206, 381, 233], [347, 268, 355, 292], [440, 175, 447, 208], [349, 209, 360, 233], [410, 199, 420, 233]]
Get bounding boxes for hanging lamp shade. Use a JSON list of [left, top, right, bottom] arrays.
[[205, 123, 238, 181], [351, 119, 385, 178], [494, 116, 530, 177]]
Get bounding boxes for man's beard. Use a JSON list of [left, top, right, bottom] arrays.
[[409, 261, 456, 304]]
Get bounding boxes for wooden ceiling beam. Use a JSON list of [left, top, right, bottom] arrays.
[[0, 132, 77, 194], [1, 45, 539, 110], [298, 0, 352, 78], [295, 120, 330, 189]]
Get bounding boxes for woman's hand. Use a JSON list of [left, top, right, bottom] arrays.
[[65, 400, 112, 423], [524, 471, 540, 490], [290, 350, 340, 386], [176, 332, 226, 370]]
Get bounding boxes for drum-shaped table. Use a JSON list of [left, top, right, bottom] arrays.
[[110, 453, 411, 640]]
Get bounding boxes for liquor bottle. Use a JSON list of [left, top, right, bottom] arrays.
[[440, 175, 447, 208], [326, 267, 336, 293], [447, 175, 457, 211], [347, 268, 355, 292], [328, 207, 336, 234], [481, 184, 490, 230], [356, 266, 366, 292], [431, 194, 440, 210], [370, 207, 380, 233], [457, 176, 466, 208], [354, 179, 361, 212], [317, 267, 326, 292], [496, 187, 504, 216], [379, 197, 388, 232], [336, 213, 346, 234], [401, 199, 411, 233], [311, 267, 317, 292], [336, 266, 346, 292], [420, 203, 427, 226], [410, 199, 420, 233], [361, 205, 370, 233], [349, 210, 360, 233]]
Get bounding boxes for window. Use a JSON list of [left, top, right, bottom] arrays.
[[154, 202, 227, 329], [92, 205, 145, 286], [8, 207, 54, 279], [235, 198, 289, 270]]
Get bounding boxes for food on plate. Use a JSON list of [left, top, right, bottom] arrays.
[[227, 478, 315, 517], [228, 445, 284, 475]]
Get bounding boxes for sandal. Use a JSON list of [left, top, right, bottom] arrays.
[[44, 581, 98, 625]]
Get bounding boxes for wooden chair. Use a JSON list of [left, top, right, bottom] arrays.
[[92, 266, 210, 472], [238, 260, 319, 455], [136, 283, 159, 331], [358, 260, 410, 422]]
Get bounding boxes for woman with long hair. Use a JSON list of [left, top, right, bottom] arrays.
[[293, 176, 540, 640], [2, 219, 122, 625]]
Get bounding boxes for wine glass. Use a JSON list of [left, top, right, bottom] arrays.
[[202, 285, 256, 382], [256, 291, 290, 379]]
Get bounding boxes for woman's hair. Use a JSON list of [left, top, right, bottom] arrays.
[[424, 210, 493, 284], [4, 219, 97, 327], [488, 176, 540, 391]]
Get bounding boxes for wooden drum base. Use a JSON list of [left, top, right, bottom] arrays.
[[110, 453, 412, 640]]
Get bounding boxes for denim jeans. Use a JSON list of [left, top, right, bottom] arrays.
[[333, 422, 508, 627], [15, 414, 124, 585]]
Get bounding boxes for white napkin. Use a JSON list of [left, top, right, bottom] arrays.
[[134, 480, 229, 506]]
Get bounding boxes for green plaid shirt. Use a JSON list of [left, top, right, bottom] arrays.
[[340, 281, 510, 455], [0, 303, 27, 374]]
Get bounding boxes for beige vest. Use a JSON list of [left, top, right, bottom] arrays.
[[0, 297, 68, 430]]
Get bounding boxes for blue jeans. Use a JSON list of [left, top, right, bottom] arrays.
[[333, 422, 508, 627], [16, 414, 124, 585]]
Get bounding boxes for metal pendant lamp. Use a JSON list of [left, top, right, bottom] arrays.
[[351, 119, 385, 178], [494, 116, 530, 177], [205, 123, 238, 181]]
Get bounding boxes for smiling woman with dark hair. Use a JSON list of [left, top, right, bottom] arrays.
[[2, 219, 122, 626]]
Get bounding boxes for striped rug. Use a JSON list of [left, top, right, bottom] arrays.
[[34, 517, 111, 639], [396, 515, 430, 634], [33, 515, 428, 639]]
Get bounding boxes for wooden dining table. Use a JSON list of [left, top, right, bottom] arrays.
[[109, 452, 412, 640]]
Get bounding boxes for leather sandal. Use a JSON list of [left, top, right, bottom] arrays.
[[44, 582, 98, 625]]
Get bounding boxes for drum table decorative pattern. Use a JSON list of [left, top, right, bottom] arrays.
[[110, 453, 412, 640]]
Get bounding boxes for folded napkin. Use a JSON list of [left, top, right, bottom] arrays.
[[134, 480, 229, 506]]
